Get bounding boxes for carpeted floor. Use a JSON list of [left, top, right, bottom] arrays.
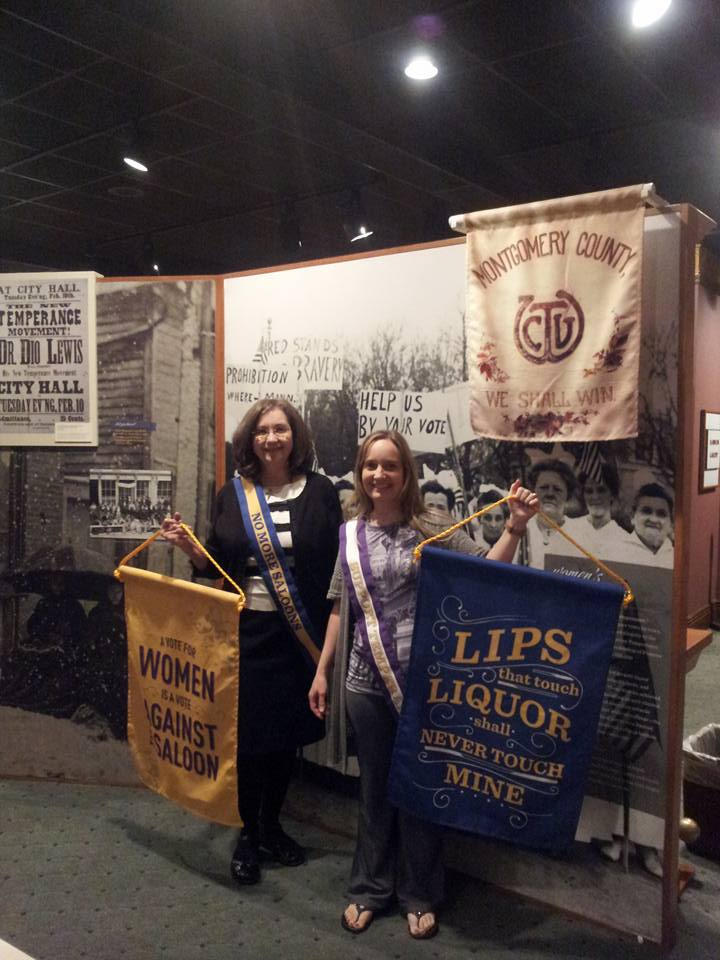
[[684, 631, 720, 740], [1, 778, 718, 960]]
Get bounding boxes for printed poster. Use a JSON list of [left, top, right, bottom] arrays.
[[0, 271, 98, 445]]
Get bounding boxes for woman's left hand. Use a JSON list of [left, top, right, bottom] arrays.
[[507, 479, 539, 530]]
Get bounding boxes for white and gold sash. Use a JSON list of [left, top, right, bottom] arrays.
[[341, 517, 404, 712]]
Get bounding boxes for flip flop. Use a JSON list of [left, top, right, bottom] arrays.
[[341, 903, 374, 934], [407, 910, 439, 940]]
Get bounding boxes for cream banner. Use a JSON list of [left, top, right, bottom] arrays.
[[453, 185, 645, 441], [120, 566, 242, 826]]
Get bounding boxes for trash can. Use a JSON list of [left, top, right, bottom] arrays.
[[683, 723, 720, 861]]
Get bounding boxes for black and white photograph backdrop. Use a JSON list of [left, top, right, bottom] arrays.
[[0, 279, 216, 783], [223, 218, 679, 941]]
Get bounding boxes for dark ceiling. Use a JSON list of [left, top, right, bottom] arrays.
[[1, 0, 719, 277]]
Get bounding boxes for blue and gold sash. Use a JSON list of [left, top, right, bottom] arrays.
[[233, 476, 320, 666], [341, 517, 404, 713]]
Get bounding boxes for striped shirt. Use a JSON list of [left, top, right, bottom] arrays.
[[242, 476, 307, 612]]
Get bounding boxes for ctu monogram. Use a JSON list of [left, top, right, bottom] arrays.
[[513, 290, 584, 364]]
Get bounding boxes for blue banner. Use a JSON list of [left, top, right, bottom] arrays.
[[388, 546, 624, 853]]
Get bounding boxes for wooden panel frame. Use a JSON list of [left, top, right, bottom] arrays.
[[208, 218, 710, 952], [665, 204, 716, 953], [214, 277, 225, 491]]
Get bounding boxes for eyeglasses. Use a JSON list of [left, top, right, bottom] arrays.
[[253, 425, 291, 440]]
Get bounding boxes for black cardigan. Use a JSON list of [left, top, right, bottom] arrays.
[[197, 471, 342, 639]]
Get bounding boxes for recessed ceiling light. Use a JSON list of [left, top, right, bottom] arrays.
[[123, 156, 148, 172], [631, 0, 672, 28], [340, 189, 374, 244], [404, 56, 438, 80]]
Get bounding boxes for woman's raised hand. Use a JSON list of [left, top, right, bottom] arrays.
[[507, 479, 539, 529]]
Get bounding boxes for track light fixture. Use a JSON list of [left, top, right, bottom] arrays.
[[339, 189, 374, 244], [123, 122, 150, 173], [140, 236, 159, 275]]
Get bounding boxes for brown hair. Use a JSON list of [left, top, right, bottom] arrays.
[[353, 430, 424, 523], [231, 398, 314, 482], [632, 482, 674, 519], [420, 479, 455, 512], [528, 458, 577, 499], [478, 488, 510, 518]]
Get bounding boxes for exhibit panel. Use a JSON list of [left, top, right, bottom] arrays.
[[0, 201, 709, 948], [221, 214, 684, 945]]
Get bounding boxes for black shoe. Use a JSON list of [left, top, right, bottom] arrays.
[[230, 834, 261, 885], [259, 827, 305, 866]]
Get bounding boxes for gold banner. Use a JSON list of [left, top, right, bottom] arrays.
[[120, 566, 242, 826], [455, 185, 645, 442]]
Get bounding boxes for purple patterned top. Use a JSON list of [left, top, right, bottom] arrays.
[[330, 521, 421, 695]]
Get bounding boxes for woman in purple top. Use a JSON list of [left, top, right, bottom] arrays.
[[308, 430, 538, 940]]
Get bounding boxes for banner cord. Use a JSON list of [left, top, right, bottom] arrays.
[[413, 496, 634, 606], [114, 524, 246, 612]]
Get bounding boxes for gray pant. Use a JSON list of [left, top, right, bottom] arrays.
[[346, 689, 444, 913]]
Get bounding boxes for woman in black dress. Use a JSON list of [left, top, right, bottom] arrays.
[[162, 399, 341, 884]]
